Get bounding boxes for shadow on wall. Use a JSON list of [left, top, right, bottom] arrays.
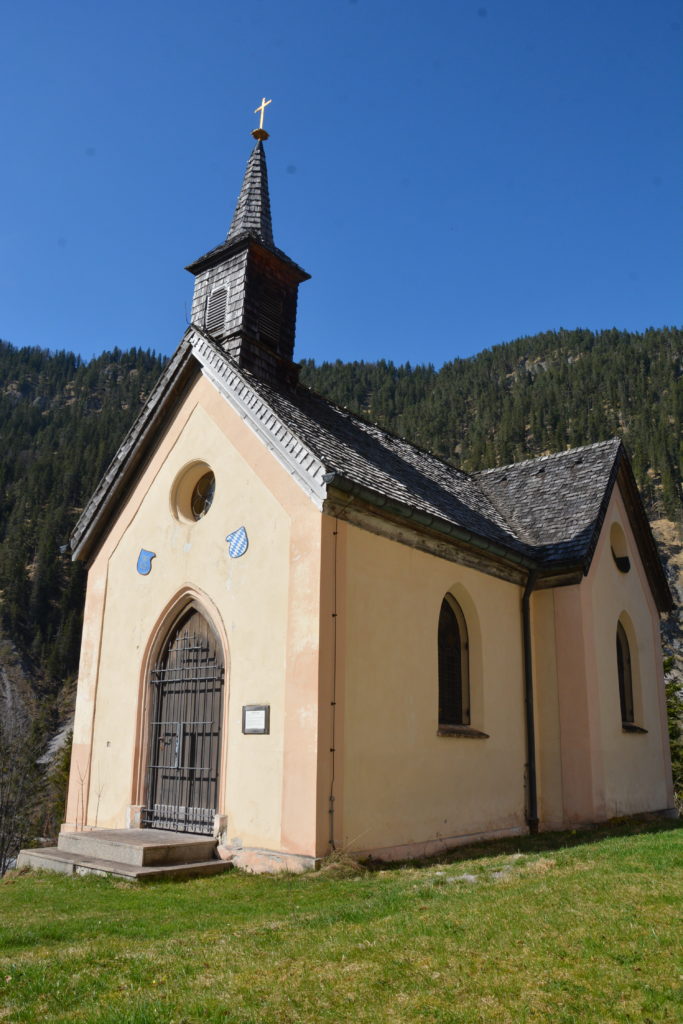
[[359, 813, 682, 872]]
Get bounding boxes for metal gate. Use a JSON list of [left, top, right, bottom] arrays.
[[142, 608, 224, 835]]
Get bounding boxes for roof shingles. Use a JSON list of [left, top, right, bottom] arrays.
[[246, 368, 532, 557], [475, 439, 623, 565]]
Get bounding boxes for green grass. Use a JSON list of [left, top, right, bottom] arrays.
[[1, 820, 682, 1024]]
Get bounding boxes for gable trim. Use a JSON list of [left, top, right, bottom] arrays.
[[574, 444, 672, 613], [189, 327, 328, 508], [70, 327, 333, 563], [70, 338, 198, 562], [528, 444, 672, 613], [613, 459, 673, 614]]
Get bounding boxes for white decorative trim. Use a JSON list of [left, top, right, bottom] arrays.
[[189, 329, 328, 509]]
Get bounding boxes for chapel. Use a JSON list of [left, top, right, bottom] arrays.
[[45, 114, 674, 872]]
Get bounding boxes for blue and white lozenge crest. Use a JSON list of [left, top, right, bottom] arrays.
[[226, 527, 249, 559]]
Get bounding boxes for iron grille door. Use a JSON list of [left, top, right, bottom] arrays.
[[142, 610, 224, 835]]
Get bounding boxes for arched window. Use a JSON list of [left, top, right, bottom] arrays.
[[438, 594, 470, 727], [616, 621, 634, 725]]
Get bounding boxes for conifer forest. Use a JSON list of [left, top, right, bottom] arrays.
[[0, 326, 681, 870]]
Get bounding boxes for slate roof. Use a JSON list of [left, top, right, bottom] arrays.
[[185, 141, 309, 280], [475, 439, 623, 566], [246, 367, 661, 582], [226, 139, 274, 247], [239, 363, 534, 562]]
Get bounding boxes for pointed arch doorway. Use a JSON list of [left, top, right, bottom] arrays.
[[141, 607, 224, 835]]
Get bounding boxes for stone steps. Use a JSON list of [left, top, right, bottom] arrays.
[[16, 828, 233, 882]]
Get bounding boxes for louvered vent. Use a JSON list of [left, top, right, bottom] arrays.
[[205, 287, 228, 333], [258, 284, 283, 348]]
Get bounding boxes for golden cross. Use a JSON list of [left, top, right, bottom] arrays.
[[254, 97, 272, 131]]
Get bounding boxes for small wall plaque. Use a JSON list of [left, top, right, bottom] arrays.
[[242, 704, 270, 735]]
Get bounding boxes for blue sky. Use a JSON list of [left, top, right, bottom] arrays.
[[1, 0, 681, 367]]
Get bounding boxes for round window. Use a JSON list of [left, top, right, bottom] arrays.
[[172, 462, 216, 524], [190, 471, 215, 521]]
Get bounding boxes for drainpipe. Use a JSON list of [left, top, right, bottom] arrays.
[[328, 519, 339, 851], [522, 569, 539, 834]]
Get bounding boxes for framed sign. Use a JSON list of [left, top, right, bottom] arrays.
[[242, 704, 270, 735]]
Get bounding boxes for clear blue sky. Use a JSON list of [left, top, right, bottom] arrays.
[[1, 0, 681, 368]]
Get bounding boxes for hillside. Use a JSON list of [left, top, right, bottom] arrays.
[[0, 342, 166, 691], [0, 327, 681, 865], [2, 822, 682, 1023], [0, 342, 167, 867]]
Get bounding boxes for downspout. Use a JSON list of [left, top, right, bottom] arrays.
[[522, 569, 539, 834], [328, 519, 339, 851]]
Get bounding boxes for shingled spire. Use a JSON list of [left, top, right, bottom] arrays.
[[186, 105, 310, 389], [226, 140, 274, 248]]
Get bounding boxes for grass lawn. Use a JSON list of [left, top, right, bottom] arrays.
[[1, 820, 682, 1024]]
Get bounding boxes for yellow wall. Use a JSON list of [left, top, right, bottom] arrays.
[[333, 484, 673, 856], [335, 521, 528, 856], [580, 488, 673, 816], [551, 487, 673, 824], [530, 588, 565, 829], [68, 383, 673, 867], [66, 373, 327, 859]]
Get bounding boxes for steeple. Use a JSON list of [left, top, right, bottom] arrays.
[[226, 140, 274, 249], [186, 102, 309, 389]]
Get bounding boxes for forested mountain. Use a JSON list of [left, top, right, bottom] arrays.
[[0, 326, 681, 868], [0, 341, 167, 869], [0, 342, 166, 687]]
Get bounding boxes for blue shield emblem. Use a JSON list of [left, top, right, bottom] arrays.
[[226, 527, 249, 559], [136, 549, 156, 575]]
